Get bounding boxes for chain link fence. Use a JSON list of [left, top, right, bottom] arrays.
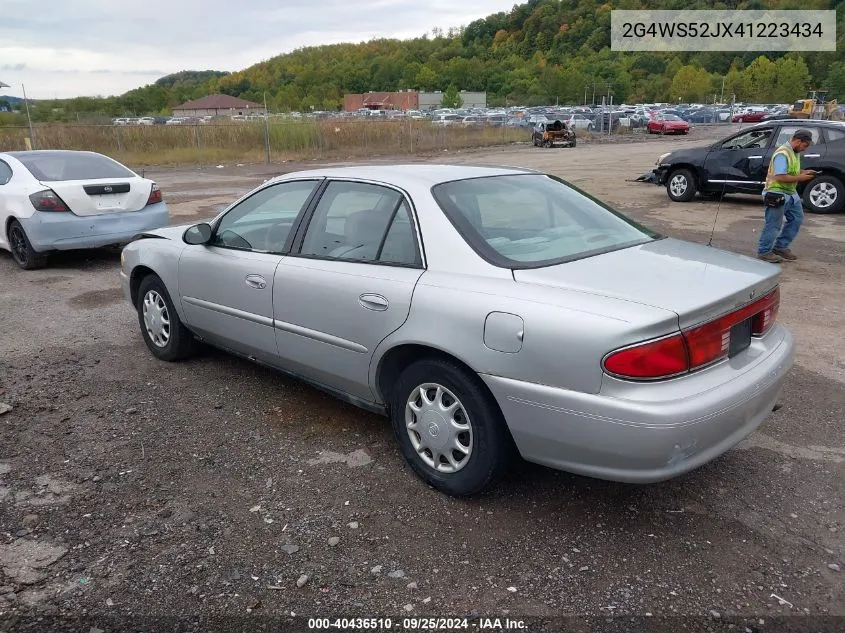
[[0, 120, 528, 167]]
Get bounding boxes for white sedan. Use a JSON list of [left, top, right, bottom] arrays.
[[0, 150, 169, 269]]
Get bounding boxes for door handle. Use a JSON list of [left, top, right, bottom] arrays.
[[245, 274, 267, 289], [359, 293, 388, 311], [804, 154, 820, 158], [748, 155, 763, 159]]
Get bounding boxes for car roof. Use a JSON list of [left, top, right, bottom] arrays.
[[274, 164, 538, 187], [746, 119, 845, 130], [4, 150, 106, 159]]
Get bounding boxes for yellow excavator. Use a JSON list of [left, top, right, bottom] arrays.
[[788, 90, 843, 120]]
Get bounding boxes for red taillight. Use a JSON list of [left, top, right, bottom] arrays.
[[751, 287, 780, 336], [29, 189, 69, 212], [603, 334, 690, 379], [146, 183, 162, 206], [604, 288, 780, 380]]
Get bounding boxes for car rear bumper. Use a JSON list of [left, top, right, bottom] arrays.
[[481, 326, 794, 483], [19, 202, 169, 252]]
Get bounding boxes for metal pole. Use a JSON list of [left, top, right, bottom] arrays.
[[22, 84, 35, 149], [263, 92, 270, 164], [195, 123, 203, 168]]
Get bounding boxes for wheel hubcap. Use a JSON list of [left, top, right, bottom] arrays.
[[809, 182, 837, 208], [142, 290, 171, 348], [670, 175, 688, 197], [405, 383, 473, 474], [10, 226, 28, 264]]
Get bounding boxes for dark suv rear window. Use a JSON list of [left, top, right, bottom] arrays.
[[13, 152, 135, 181]]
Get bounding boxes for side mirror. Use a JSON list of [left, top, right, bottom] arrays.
[[183, 222, 213, 245]]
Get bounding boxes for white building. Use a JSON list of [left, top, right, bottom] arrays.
[[419, 91, 487, 110]]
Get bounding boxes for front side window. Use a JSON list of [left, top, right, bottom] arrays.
[[720, 128, 773, 150], [431, 174, 657, 268], [212, 180, 318, 251]]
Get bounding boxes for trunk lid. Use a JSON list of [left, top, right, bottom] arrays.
[[513, 238, 779, 329], [43, 177, 151, 216]]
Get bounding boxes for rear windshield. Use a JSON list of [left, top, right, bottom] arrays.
[[431, 174, 658, 268], [14, 152, 135, 181]]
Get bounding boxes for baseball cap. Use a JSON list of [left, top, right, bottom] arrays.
[[793, 129, 813, 143]]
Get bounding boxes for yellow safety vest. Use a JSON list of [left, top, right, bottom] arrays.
[[765, 143, 800, 194]]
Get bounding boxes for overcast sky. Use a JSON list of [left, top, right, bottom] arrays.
[[0, 0, 517, 100]]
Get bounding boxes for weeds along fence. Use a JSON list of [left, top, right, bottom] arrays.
[[0, 120, 529, 167]]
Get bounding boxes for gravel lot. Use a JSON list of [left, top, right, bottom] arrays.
[[1, 126, 843, 632]]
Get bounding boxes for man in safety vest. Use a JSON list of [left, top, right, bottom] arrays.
[[757, 129, 818, 263]]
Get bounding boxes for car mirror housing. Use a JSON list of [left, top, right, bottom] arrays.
[[183, 222, 213, 245]]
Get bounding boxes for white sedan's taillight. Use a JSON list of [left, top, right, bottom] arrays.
[[146, 183, 162, 206], [29, 189, 70, 212]]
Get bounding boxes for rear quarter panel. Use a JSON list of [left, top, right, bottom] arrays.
[[370, 270, 679, 398]]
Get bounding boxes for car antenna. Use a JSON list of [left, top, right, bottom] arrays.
[[708, 120, 744, 247]]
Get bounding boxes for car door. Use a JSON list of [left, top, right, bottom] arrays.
[[177, 179, 321, 363], [771, 124, 826, 171], [272, 179, 425, 401], [701, 127, 775, 193]]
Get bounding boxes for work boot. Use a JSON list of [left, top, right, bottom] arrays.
[[772, 247, 797, 261], [758, 252, 784, 263]]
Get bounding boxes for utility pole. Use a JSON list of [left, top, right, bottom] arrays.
[[720, 76, 725, 103], [263, 91, 270, 164], [22, 84, 35, 149]]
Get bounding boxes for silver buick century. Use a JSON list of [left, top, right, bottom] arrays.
[[120, 165, 794, 496]]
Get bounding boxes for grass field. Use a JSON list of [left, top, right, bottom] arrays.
[[0, 120, 535, 167]]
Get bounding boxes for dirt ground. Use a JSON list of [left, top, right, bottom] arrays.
[[1, 126, 843, 633]]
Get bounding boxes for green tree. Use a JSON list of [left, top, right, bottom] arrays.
[[773, 56, 810, 103], [743, 56, 778, 102], [441, 84, 464, 108], [415, 65, 437, 91], [670, 65, 712, 102], [825, 61, 845, 101]]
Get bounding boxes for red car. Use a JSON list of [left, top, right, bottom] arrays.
[[647, 114, 690, 135], [732, 111, 767, 123]]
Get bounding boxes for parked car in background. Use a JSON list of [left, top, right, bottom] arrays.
[[653, 120, 845, 213], [647, 114, 690, 135], [0, 150, 169, 269], [532, 120, 576, 147], [732, 110, 768, 123], [121, 164, 793, 496], [566, 113, 594, 131]]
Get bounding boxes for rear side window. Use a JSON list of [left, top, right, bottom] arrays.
[[0, 161, 11, 185], [825, 128, 845, 143], [775, 126, 823, 146], [14, 152, 135, 181]]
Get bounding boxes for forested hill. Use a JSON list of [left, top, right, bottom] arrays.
[[10, 0, 845, 121]]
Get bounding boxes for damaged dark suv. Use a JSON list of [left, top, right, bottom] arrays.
[[653, 120, 845, 214]]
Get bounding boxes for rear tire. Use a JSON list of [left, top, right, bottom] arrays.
[[8, 219, 48, 270], [389, 358, 514, 497], [136, 274, 198, 361], [667, 168, 697, 202], [802, 174, 845, 214]]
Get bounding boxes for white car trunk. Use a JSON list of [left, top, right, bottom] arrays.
[[43, 177, 150, 216]]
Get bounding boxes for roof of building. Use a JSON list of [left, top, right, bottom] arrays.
[[174, 94, 263, 110], [0, 80, 9, 88]]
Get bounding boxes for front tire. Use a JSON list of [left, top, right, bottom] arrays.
[[136, 274, 198, 361], [8, 220, 47, 270], [803, 174, 845, 214], [389, 359, 514, 496], [667, 168, 697, 202]]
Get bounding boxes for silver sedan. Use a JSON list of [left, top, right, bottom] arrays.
[[120, 165, 794, 496]]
